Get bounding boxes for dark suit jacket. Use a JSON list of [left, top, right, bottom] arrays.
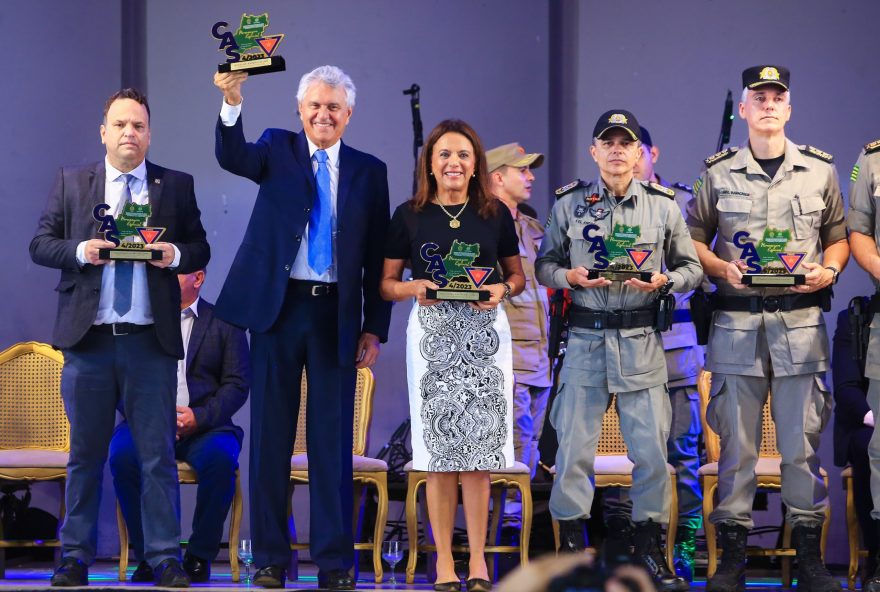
[[831, 307, 871, 467], [30, 161, 210, 358], [185, 298, 250, 443], [214, 117, 391, 364]]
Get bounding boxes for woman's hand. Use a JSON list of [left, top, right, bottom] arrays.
[[471, 283, 506, 310], [412, 279, 441, 306]]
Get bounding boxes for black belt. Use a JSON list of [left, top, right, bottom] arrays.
[[92, 323, 153, 336], [569, 305, 657, 330], [672, 309, 691, 324], [715, 292, 823, 314], [288, 279, 337, 297]]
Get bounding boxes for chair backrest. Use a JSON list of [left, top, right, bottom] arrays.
[[697, 369, 779, 464], [293, 367, 375, 456], [0, 341, 69, 452], [597, 394, 628, 456]]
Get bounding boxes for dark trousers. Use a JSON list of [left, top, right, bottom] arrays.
[[109, 422, 241, 562], [59, 328, 179, 566], [249, 284, 356, 572], [849, 426, 879, 554]]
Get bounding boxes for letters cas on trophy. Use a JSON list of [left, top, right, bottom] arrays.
[[93, 202, 165, 261], [212, 12, 285, 76], [582, 223, 653, 282], [733, 229, 806, 286], [420, 241, 492, 302]]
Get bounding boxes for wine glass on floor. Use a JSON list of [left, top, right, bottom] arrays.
[[239, 539, 253, 585], [382, 539, 404, 587]]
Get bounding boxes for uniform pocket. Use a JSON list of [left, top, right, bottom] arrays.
[[717, 198, 752, 240], [791, 195, 825, 240], [709, 312, 760, 363], [619, 325, 664, 376], [805, 375, 832, 434], [782, 308, 828, 364], [706, 374, 728, 437]]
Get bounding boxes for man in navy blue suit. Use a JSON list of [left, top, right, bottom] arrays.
[[110, 268, 250, 583], [31, 88, 210, 587], [212, 65, 391, 590]]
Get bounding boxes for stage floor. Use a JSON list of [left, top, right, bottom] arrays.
[[0, 561, 852, 591]]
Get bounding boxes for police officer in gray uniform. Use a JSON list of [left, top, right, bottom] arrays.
[[537, 109, 701, 592], [847, 137, 880, 592], [603, 126, 705, 582], [687, 65, 848, 592]]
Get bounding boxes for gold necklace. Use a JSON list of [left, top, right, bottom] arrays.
[[435, 196, 469, 229]]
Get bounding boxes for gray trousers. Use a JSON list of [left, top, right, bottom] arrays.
[[865, 380, 880, 520], [604, 386, 703, 530], [512, 382, 552, 478], [707, 372, 831, 528], [550, 382, 672, 523]]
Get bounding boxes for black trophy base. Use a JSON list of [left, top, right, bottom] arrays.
[[587, 269, 653, 282], [426, 288, 490, 302], [741, 273, 805, 287], [218, 56, 286, 76], [99, 247, 162, 261]]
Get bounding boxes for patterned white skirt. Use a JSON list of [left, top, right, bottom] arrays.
[[406, 301, 514, 471]]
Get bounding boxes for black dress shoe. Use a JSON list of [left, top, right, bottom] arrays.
[[154, 558, 190, 588], [317, 568, 356, 590], [466, 578, 493, 592], [131, 560, 154, 583], [51, 557, 88, 587], [182, 551, 211, 583], [253, 566, 286, 589]]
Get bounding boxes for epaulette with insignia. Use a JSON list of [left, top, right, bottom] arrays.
[[865, 139, 880, 155], [800, 145, 833, 163], [554, 179, 586, 199], [646, 181, 675, 198], [704, 146, 738, 168]]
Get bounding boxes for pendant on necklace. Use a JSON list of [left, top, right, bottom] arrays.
[[449, 219, 461, 229]]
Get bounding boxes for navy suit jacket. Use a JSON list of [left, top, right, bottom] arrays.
[[30, 161, 210, 358], [214, 117, 391, 364], [184, 298, 250, 444], [831, 308, 871, 467]]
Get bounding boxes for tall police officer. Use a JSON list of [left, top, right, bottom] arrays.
[[687, 66, 848, 592], [537, 109, 702, 592], [848, 137, 880, 592]]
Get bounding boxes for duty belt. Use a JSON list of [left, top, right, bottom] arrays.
[[569, 305, 657, 330], [714, 292, 823, 314]]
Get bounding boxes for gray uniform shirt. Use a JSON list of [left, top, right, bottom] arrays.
[[687, 139, 847, 377], [536, 177, 702, 393], [847, 140, 880, 379]]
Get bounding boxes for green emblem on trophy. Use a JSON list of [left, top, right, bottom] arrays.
[[93, 202, 165, 261], [734, 228, 806, 286], [212, 12, 286, 76]]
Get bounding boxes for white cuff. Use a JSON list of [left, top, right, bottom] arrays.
[[169, 244, 182, 269], [865, 409, 875, 428], [76, 241, 88, 266], [220, 99, 242, 126]]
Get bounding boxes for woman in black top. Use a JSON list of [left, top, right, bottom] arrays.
[[382, 119, 524, 591]]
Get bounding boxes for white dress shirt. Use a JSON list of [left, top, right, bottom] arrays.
[[220, 100, 338, 282], [176, 297, 199, 408]]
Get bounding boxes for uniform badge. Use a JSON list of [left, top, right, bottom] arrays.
[[759, 66, 780, 81], [865, 139, 880, 154], [608, 113, 628, 124], [692, 177, 703, 195], [851, 164, 861, 183], [574, 204, 587, 218], [589, 206, 611, 220], [587, 193, 601, 204]]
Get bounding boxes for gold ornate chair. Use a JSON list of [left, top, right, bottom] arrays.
[[116, 466, 243, 581], [549, 394, 678, 567], [0, 342, 68, 577], [842, 466, 868, 589], [289, 368, 388, 584], [697, 370, 831, 587]]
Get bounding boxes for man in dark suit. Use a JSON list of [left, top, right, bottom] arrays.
[[831, 306, 878, 577], [30, 88, 210, 587], [109, 268, 250, 583], [212, 65, 391, 590]]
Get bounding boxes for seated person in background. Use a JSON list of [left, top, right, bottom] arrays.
[[831, 304, 878, 578], [110, 268, 250, 583]]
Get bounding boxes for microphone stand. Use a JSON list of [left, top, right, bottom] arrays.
[[716, 89, 733, 152], [403, 84, 423, 196]]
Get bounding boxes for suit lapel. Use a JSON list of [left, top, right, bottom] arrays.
[[186, 299, 210, 371], [293, 132, 315, 195], [337, 142, 354, 216], [145, 161, 165, 220], [86, 162, 106, 232]]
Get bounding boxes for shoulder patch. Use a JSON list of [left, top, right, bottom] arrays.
[[800, 145, 834, 163], [704, 146, 738, 168], [865, 139, 880, 154], [555, 178, 585, 198], [647, 182, 675, 198]]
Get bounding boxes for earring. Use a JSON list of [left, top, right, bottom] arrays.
[[428, 172, 433, 176]]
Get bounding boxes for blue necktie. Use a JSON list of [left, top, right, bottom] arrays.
[[308, 149, 332, 275], [113, 174, 135, 316]]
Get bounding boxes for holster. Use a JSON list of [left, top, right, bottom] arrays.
[[849, 295, 876, 362], [548, 289, 568, 360], [689, 287, 715, 345], [656, 293, 675, 333]]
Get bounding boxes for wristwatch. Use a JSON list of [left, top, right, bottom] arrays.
[[501, 282, 512, 301], [659, 277, 675, 295], [826, 265, 840, 285]]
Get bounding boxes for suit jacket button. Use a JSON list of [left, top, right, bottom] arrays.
[[284, 264, 291, 271], [304, 207, 311, 213], [295, 235, 302, 242], [93, 288, 100, 294]]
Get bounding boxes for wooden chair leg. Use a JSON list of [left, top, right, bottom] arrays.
[[703, 477, 718, 578], [287, 483, 299, 582], [116, 501, 129, 581], [845, 474, 859, 590], [372, 474, 389, 584], [667, 474, 678, 570], [552, 518, 560, 554], [228, 470, 243, 583], [405, 472, 421, 585], [352, 483, 364, 583], [519, 475, 532, 567]]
